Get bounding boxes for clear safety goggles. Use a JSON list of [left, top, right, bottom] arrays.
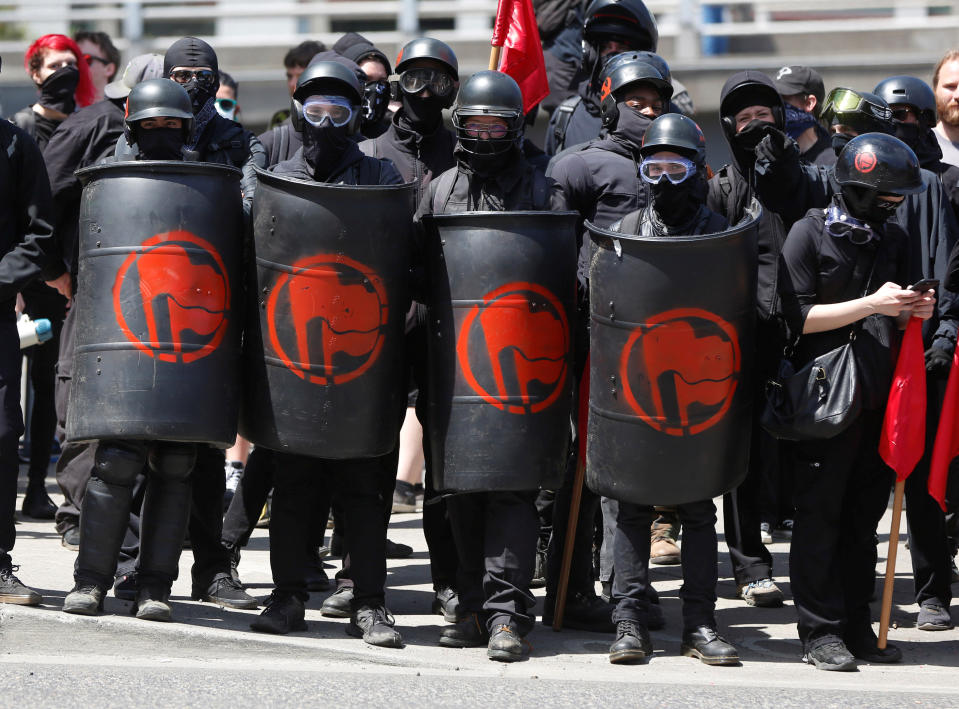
[[825, 205, 875, 245], [302, 95, 355, 128], [397, 67, 455, 97], [639, 156, 697, 185]]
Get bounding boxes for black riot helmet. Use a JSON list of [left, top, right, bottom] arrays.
[[584, 0, 658, 52], [835, 133, 924, 195], [640, 113, 707, 165], [392, 37, 459, 110], [291, 60, 363, 134], [452, 70, 524, 155], [820, 88, 894, 135], [719, 70, 784, 144], [599, 57, 671, 129], [873, 76, 937, 128], [395, 37, 458, 80], [124, 78, 194, 146]]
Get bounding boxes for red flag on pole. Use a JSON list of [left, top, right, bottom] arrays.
[[492, 0, 550, 114], [928, 347, 959, 511], [879, 318, 927, 480]]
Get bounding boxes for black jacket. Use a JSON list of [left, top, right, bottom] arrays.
[[359, 113, 456, 209], [271, 140, 402, 186], [611, 203, 728, 238], [545, 79, 602, 157], [0, 121, 60, 307], [44, 98, 125, 278], [258, 118, 302, 168], [192, 113, 267, 215]]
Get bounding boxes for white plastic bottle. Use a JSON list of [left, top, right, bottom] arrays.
[[18, 314, 53, 350]]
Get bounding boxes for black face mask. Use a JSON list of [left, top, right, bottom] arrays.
[[181, 77, 216, 115], [613, 104, 653, 146], [842, 185, 901, 226], [136, 128, 185, 161], [831, 131, 854, 157], [401, 93, 446, 133], [38, 64, 79, 114], [894, 121, 942, 167], [650, 173, 707, 226], [302, 124, 351, 181]]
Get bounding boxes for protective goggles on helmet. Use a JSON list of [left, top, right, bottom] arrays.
[[397, 67, 455, 97], [170, 69, 217, 89], [824, 204, 875, 245], [639, 157, 697, 185], [302, 96, 355, 127], [821, 88, 892, 122]]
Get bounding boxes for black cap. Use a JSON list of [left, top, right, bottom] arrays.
[[772, 65, 825, 108]]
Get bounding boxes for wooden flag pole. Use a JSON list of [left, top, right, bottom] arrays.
[[878, 479, 906, 649], [553, 458, 585, 631], [489, 45, 502, 71]]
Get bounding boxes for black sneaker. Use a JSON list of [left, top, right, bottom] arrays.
[[320, 585, 353, 618], [386, 538, 413, 559], [193, 575, 259, 610], [609, 619, 653, 664], [305, 548, 331, 592], [21, 485, 56, 520], [392, 480, 417, 513], [917, 600, 954, 631], [61, 526, 80, 551], [487, 624, 529, 662], [542, 591, 614, 633], [133, 583, 173, 622], [439, 612, 489, 648], [347, 604, 403, 648], [113, 572, 137, 601], [680, 625, 740, 666], [63, 582, 104, 614], [802, 639, 858, 671], [0, 563, 42, 606], [431, 586, 459, 622], [250, 592, 307, 634]]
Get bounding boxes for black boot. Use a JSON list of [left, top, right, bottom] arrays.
[[439, 612, 489, 648], [609, 620, 652, 664], [347, 604, 403, 648], [250, 592, 307, 634], [21, 482, 56, 519], [487, 623, 529, 662], [63, 582, 105, 615], [431, 586, 460, 623], [802, 637, 858, 671], [192, 574, 259, 610], [133, 582, 173, 622], [680, 626, 740, 666], [320, 585, 353, 617]]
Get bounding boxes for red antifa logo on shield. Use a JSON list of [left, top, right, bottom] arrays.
[[619, 308, 741, 436], [266, 253, 388, 386], [457, 282, 569, 415], [112, 230, 230, 364]]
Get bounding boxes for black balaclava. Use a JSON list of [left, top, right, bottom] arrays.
[[650, 169, 707, 226], [612, 101, 654, 148], [137, 127, 185, 161], [831, 131, 854, 157], [38, 64, 79, 114], [303, 119, 352, 182], [893, 121, 943, 169], [401, 92, 446, 133], [841, 185, 899, 227], [164, 37, 220, 114]]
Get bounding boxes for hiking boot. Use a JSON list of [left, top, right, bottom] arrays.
[[431, 586, 460, 622], [133, 583, 173, 622], [62, 583, 104, 614], [802, 638, 857, 671], [193, 575, 259, 610], [386, 538, 413, 559], [113, 572, 137, 601], [250, 592, 306, 634], [347, 604, 403, 648], [21, 484, 56, 520], [439, 612, 489, 648], [650, 515, 681, 565], [680, 625, 740, 666], [305, 548, 331, 592], [487, 623, 529, 662], [609, 619, 652, 664], [738, 578, 784, 607], [61, 526, 80, 551], [917, 600, 954, 631], [542, 591, 614, 633], [320, 585, 353, 618], [392, 480, 417, 513], [0, 561, 40, 606]]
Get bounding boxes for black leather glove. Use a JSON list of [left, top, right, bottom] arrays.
[[926, 339, 955, 378], [754, 125, 794, 164]]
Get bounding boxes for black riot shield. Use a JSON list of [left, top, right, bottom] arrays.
[[586, 204, 761, 506], [240, 168, 413, 459], [67, 161, 243, 446], [425, 211, 579, 492]]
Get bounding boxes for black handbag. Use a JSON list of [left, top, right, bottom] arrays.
[[760, 249, 878, 441]]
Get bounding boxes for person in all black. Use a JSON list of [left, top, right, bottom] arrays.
[[332, 32, 394, 139], [872, 75, 959, 632], [546, 56, 671, 633], [779, 133, 934, 670], [48, 54, 164, 547], [545, 0, 658, 156], [249, 62, 407, 648], [61, 79, 214, 621], [772, 65, 835, 168], [419, 70, 550, 662], [0, 101, 69, 606], [357, 37, 461, 624], [605, 114, 738, 666]]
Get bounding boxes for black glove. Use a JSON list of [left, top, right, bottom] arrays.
[[926, 339, 955, 378], [754, 125, 794, 164]]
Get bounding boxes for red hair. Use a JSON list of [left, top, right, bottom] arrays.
[[24, 34, 96, 108]]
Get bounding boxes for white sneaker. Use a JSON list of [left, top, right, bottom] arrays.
[[223, 461, 244, 510], [760, 522, 772, 545]]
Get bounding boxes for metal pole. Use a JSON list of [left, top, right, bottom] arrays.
[[399, 0, 420, 38]]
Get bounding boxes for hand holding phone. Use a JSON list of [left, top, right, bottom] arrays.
[[908, 278, 939, 292]]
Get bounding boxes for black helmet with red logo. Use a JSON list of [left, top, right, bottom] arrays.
[[599, 57, 671, 130], [835, 132, 924, 195]]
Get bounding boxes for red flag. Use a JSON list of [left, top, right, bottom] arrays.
[[493, 0, 550, 114], [879, 318, 927, 480], [928, 348, 959, 511]]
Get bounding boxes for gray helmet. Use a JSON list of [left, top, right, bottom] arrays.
[[124, 78, 194, 145], [291, 60, 363, 134], [452, 70, 524, 155]]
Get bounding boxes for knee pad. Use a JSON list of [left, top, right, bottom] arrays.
[[148, 443, 196, 481], [94, 443, 145, 487]]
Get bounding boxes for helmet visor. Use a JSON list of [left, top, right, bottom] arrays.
[[639, 157, 697, 185], [398, 67, 455, 97], [303, 96, 355, 128]]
